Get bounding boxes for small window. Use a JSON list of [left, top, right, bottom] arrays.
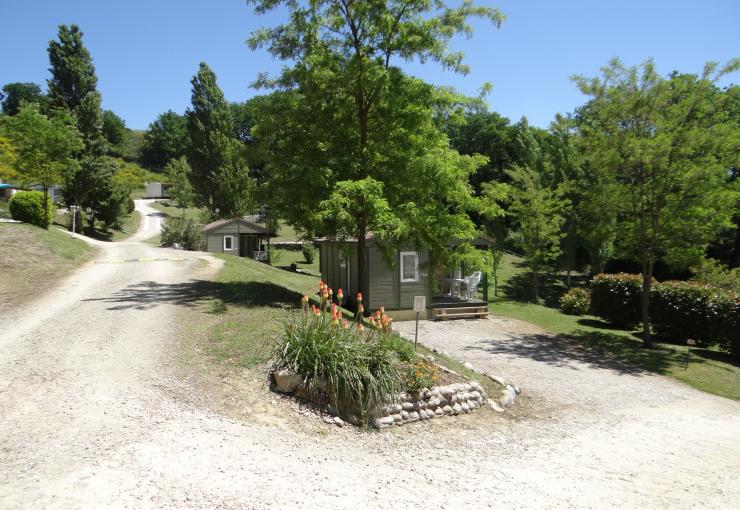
[[223, 235, 234, 250], [400, 251, 419, 283]]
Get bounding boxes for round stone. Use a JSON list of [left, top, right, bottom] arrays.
[[434, 407, 444, 416], [442, 405, 454, 415], [400, 410, 410, 421]]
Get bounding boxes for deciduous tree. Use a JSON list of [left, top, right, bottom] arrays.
[[574, 58, 740, 347]]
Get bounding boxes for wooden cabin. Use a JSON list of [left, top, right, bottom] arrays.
[[203, 218, 271, 261]]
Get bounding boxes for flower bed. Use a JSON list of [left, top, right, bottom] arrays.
[[271, 281, 488, 427]]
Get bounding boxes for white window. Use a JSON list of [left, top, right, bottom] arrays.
[[223, 235, 234, 251], [400, 251, 419, 283]]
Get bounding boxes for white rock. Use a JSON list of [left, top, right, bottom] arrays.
[[470, 390, 481, 401], [401, 402, 414, 412], [463, 362, 474, 370], [461, 402, 470, 413], [488, 374, 507, 386], [488, 400, 504, 412], [323, 416, 335, 425], [272, 369, 302, 393], [513, 385, 521, 394], [373, 416, 394, 428], [426, 397, 440, 408], [442, 405, 454, 415], [392, 413, 403, 423], [434, 407, 444, 416], [452, 403, 462, 415], [409, 411, 420, 422], [333, 416, 345, 427], [400, 410, 410, 421]]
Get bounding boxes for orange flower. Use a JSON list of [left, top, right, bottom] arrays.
[[337, 288, 343, 301], [331, 303, 338, 316], [358, 304, 364, 314], [342, 319, 349, 329], [328, 287, 333, 297], [356, 292, 363, 303]]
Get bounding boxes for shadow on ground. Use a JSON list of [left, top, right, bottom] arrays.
[[85, 279, 303, 311], [463, 328, 689, 376]]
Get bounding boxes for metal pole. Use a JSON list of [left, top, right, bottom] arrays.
[[71, 205, 76, 234]]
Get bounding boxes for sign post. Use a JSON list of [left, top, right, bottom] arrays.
[[413, 295, 426, 352], [71, 205, 77, 234]]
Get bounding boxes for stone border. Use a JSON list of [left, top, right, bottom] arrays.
[[271, 369, 488, 428], [426, 348, 521, 413]]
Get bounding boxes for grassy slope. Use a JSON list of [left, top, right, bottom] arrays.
[[271, 246, 320, 276], [489, 254, 740, 400], [150, 200, 204, 221], [0, 222, 95, 309], [194, 254, 502, 396]]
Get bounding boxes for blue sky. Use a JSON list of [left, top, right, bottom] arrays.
[[1, 0, 738, 130]]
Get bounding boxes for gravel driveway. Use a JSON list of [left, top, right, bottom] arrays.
[[2, 203, 738, 509]]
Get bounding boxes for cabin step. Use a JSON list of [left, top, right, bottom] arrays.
[[432, 306, 489, 320]]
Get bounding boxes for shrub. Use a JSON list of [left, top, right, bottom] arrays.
[[301, 241, 315, 264], [405, 360, 439, 393], [160, 217, 205, 250], [590, 273, 644, 327], [559, 287, 591, 315], [651, 281, 711, 344], [8, 190, 54, 227]]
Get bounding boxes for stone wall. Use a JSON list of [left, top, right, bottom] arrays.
[[272, 369, 488, 429], [371, 381, 487, 429]]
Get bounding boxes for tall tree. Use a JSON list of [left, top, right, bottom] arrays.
[[141, 111, 190, 170], [574, 58, 740, 347], [1, 82, 48, 116], [1, 105, 83, 228], [102, 110, 128, 154], [47, 24, 97, 111], [164, 156, 195, 214], [186, 63, 254, 217], [248, 0, 503, 299]]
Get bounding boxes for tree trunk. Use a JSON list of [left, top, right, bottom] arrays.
[[641, 258, 654, 349], [356, 220, 367, 313], [42, 186, 50, 230], [532, 269, 539, 303]]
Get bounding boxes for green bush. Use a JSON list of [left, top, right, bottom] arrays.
[[276, 307, 405, 422], [590, 273, 644, 327], [559, 287, 591, 315], [652, 281, 739, 354], [160, 217, 205, 250], [301, 241, 315, 264], [8, 191, 54, 227]]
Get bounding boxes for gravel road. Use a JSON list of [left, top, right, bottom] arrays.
[[1, 202, 738, 509]]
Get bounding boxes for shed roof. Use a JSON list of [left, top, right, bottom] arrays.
[[202, 218, 271, 235]]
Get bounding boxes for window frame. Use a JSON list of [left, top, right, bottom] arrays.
[[223, 235, 234, 251], [399, 251, 419, 283]]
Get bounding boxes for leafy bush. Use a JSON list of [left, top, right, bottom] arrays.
[[690, 258, 740, 293], [160, 217, 205, 250], [8, 190, 53, 227], [301, 241, 315, 264], [652, 281, 739, 354], [590, 273, 644, 327], [277, 309, 404, 421], [559, 287, 591, 315], [406, 360, 439, 393]]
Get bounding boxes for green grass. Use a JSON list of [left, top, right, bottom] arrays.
[[150, 200, 204, 221], [272, 221, 302, 242], [0, 222, 96, 309], [488, 253, 740, 400], [271, 246, 320, 276], [198, 254, 319, 367]]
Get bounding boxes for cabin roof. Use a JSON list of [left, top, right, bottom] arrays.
[[202, 218, 271, 234]]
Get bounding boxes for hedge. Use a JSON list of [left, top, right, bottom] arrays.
[[8, 190, 54, 227], [590, 273, 739, 356], [559, 287, 591, 315], [590, 273, 645, 327]]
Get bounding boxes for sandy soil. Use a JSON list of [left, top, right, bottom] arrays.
[[1, 202, 739, 509]]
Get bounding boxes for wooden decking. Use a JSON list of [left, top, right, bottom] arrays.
[[430, 296, 489, 321]]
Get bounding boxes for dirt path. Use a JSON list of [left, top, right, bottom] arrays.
[[395, 317, 740, 508], [2, 206, 739, 509]]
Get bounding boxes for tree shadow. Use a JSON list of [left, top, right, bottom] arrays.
[[84, 279, 303, 312], [464, 329, 682, 376], [501, 271, 565, 307], [577, 318, 632, 331]]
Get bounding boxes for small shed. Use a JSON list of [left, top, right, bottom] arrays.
[[145, 182, 168, 198], [203, 218, 271, 261]]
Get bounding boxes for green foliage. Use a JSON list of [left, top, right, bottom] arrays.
[[559, 287, 591, 315], [574, 58, 740, 345], [163, 156, 195, 210], [690, 258, 740, 293], [9, 191, 54, 227], [301, 241, 315, 264], [1, 104, 83, 228], [186, 63, 255, 217], [114, 160, 162, 190], [141, 111, 189, 170], [276, 309, 405, 421], [102, 110, 127, 155], [1, 82, 48, 116], [248, 0, 501, 299], [405, 360, 439, 393], [160, 217, 205, 251], [97, 181, 132, 229], [47, 24, 97, 111], [590, 273, 644, 327]]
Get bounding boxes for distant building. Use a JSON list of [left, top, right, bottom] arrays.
[[145, 182, 168, 198]]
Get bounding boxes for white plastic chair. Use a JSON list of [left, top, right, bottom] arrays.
[[462, 271, 482, 299]]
